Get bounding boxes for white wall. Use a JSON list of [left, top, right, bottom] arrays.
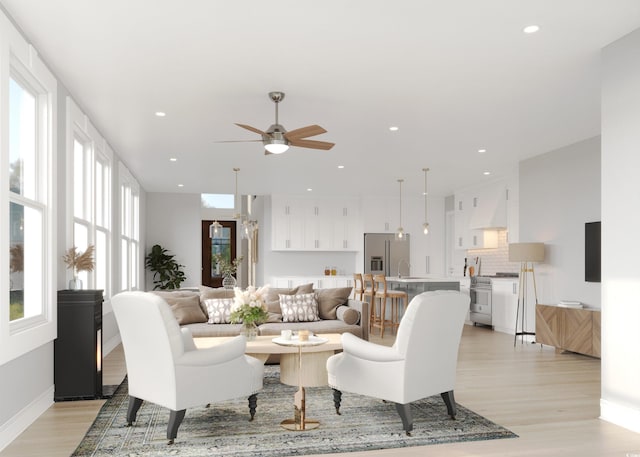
[[519, 136, 601, 309], [600, 27, 640, 433], [145, 193, 202, 289]]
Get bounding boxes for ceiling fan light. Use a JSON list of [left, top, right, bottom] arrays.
[[264, 140, 289, 154]]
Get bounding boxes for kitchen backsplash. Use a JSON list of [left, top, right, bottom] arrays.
[[467, 230, 519, 276]]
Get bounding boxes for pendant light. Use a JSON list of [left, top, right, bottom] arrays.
[[422, 167, 430, 235], [209, 220, 222, 239], [233, 167, 259, 240], [395, 178, 405, 241]]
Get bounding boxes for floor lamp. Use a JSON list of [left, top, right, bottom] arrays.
[[509, 242, 545, 346]]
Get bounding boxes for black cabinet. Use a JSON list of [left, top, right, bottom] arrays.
[[54, 290, 103, 400]]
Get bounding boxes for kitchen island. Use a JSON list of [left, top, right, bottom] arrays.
[[386, 277, 460, 302]]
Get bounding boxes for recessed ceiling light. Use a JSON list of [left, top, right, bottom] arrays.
[[338, 165, 345, 169], [169, 157, 177, 162], [178, 183, 184, 187], [523, 25, 540, 34], [389, 126, 399, 131], [155, 111, 166, 117], [307, 188, 313, 192], [478, 149, 487, 153], [483, 171, 491, 176]]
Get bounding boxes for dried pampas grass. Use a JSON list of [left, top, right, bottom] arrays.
[[63, 245, 95, 273]]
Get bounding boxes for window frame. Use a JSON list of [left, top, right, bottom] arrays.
[[1, 21, 58, 364], [118, 163, 141, 292], [66, 98, 113, 298]]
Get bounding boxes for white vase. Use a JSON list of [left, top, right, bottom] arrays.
[[69, 277, 83, 290], [222, 274, 236, 289]]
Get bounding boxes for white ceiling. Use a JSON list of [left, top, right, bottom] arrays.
[[2, 1, 640, 199]]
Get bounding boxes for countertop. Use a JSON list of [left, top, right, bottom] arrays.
[[386, 276, 460, 283]]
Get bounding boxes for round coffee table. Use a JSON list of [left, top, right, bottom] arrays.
[[272, 334, 329, 431]]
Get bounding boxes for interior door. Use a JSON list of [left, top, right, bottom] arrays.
[[201, 220, 237, 287]]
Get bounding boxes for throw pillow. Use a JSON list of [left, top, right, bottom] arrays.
[[161, 295, 208, 325], [204, 298, 235, 324], [279, 293, 320, 323], [336, 305, 360, 325], [198, 285, 235, 314], [315, 287, 353, 320], [265, 283, 314, 314]]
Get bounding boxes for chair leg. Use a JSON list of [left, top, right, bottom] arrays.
[[332, 388, 342, 415], [394, 402, 413, 436], [126, 396, 143, 425], [167, 409, 186, 445], [440, 390, 457, 419], [248, 393, 258, 421]]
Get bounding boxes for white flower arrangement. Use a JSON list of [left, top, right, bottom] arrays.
[[230, 285, 270, 325]]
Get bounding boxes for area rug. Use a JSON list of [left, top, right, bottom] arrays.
[[72, 367, 516, 456]]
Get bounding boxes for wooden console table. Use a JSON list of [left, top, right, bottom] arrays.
[[535, 304, 601, 358]]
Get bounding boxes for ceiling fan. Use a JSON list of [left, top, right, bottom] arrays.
[[218, 92, 335, 155]]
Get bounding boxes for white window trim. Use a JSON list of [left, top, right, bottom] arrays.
[[66, 98, 113, 298], [118, 162, 141, 292], [1, 15, 57, 365]]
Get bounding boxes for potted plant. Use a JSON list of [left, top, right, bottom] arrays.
[[62, 245, 95, 290], [145, 244, 186, 290], [212, 253, 244, 289]]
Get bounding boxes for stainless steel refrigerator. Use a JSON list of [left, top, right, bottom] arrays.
[[364, 233, 411, 277]]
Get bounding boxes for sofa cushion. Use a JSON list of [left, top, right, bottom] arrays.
[[183, 322, 245, 337], [257, 320, 363, 338], [204, 298, 235, 324], [199, 285, 235, 300], [336, 305, 360, 325], [315, 287, 353, 320], [265, 283, 314, 314], [160, 295, 208, 325], [279, 293, 320, 322]]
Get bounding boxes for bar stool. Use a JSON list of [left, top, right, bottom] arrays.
[[372, 275, 408, 338], [362, 274, 376, 333], [353, 273, 364, 301]]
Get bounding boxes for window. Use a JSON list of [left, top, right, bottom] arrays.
[[119, 163, 140, 291], [202, 193, 235, 209], [2, 29, 57, 364], [67, 99, 113, 297]]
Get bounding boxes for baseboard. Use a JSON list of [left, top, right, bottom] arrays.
[[600, 398, 640, 433], [0, 386, 53, 452], [103, 334, 121, 356]]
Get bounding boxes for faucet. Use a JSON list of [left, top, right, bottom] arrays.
[[397, 259, 411, 278]]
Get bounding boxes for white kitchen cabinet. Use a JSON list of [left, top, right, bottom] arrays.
[[468, 180, 507, 229], [304, 202, 334, 250], [272, 196, 360, 251], [332, 199, 360, 251], [491, 279, 519, 334], [454, 192, 498, 250], [505, 173, 519, 244], [271, 197, 305, 250]]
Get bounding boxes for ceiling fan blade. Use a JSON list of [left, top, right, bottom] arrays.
[[213, 139, 263, 143], [284, 124, 327, 140], [235, 123, 267, 136], [288, 138, 335, 150]]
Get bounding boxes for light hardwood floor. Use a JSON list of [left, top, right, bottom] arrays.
[[2, 325, 639, 457]]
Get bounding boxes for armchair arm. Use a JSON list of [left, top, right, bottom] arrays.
[[341, 332, 404, 362], [181, 328, 197, 352], [176, 335, 247, 367]]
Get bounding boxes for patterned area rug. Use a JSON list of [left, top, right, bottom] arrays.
[[73, 367, 516, 457]]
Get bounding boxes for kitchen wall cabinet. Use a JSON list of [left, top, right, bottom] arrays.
[[271, 196, 360, 251], [454, 192, 499, 249], [468, 181, 507, 229], [491, 279, 519, 334], [272, 197, 305, 250]]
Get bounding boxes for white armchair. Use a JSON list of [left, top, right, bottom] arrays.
[[111, 291, 264, 444], [326, 290, 469, 435]]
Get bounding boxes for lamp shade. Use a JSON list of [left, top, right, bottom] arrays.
[[509, 242, 545, 262], [264, 140, 289, 154]]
